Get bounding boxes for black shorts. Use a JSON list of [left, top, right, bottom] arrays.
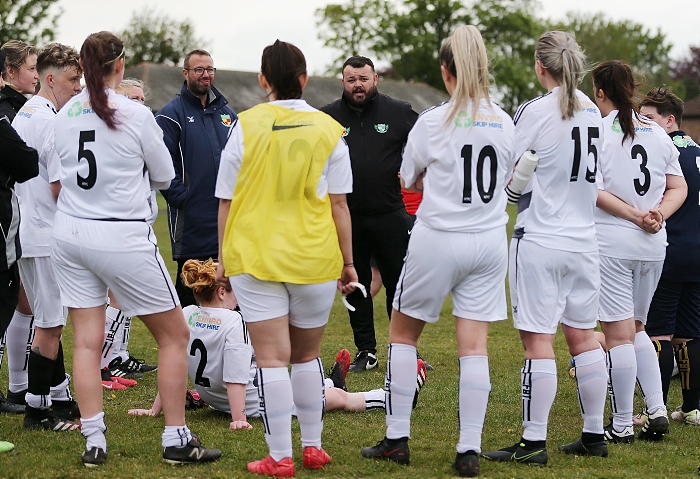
[[646, 280, 700, 339]]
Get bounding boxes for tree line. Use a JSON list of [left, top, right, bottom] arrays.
[[316, 0, 699, 113], [1, 0, 698, 113]]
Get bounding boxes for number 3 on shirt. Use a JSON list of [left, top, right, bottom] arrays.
[[78, 130, 97, 190], [570, 127, 598, 183]]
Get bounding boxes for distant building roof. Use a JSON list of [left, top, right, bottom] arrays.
[[125, 63, 449, 114], [684, 96, 700, 118]]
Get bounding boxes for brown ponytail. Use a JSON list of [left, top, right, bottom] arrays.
[[260, 40, 306, 100], [80, 32, 124, 130], [592, 60, 640, 144]]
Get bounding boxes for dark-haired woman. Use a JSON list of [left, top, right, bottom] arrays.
[[592, 60, 686, 443], [50, 31, 221, 467], [216, 40, 356, 477]]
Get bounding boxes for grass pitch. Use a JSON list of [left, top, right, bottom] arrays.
[[0, 201, 697, 478]]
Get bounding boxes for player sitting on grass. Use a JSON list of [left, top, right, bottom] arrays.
[[127, 260, 428, 425]]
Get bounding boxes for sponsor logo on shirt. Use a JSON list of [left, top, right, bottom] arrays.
[[67, 101, 107, 117], [454, 111, 504, 129], [16, 106, 36, 119], [67, 101, 83, 117], [581, 101, 598, 114], [342, 126, 350, 137], [374, 123, 389, 133], [673, 135, 698, 148], [187, 312, 221, 331], [221, 113, 232, 127], [613, 118, 653, 134]]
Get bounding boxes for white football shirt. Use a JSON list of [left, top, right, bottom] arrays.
[[595, 110, 682, 260], [216, 99, 352, 201], [401, 99, 516, 232], [513, 88, 603, 252], [184, 305, 256, 414], [54, 88, 173, 220], [12, 95, 61, 257]]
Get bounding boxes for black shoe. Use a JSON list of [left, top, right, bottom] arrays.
[[53, 400, 81, 420], [481, 442, 548, 465], [349, 350, 378, 372], [638, 409, 669, 441], [453, 451, 479, 477], [0, 391, 25, 414], [360, 437, 409, 465], [124, 355, 157, 373], [24, 408, 80, 431], [416, 351, 434, 371], [559, 438, 608, 457], [6, 389, 27, 406], [603, 423, 634, 444], [163, 436, 222, 464], [108, 357, 143, 379], [185, 390, 206, 410], [82, 447, 107, 467]]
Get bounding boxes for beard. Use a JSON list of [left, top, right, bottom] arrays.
[[342, 83, 378, 110], [187, 77, 212, 97]]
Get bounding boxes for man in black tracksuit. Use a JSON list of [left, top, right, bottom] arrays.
[[322, 56, 418, 371]]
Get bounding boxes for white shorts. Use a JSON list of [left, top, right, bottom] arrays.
[[510, 239, 600, 334], [598, 255, 663, 325], [229, 274, 336, 329], [392, 223, 508, 323], [18, 256, 67, 328], [50, 217, 179, 317]]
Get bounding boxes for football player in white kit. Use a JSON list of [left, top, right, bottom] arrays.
[[360, 25, 516, 477], [591, 61, 686, 443], [127, 260, 405, 424], [50, 32, 221, 467], [482, 31, 609, 464], [99, 78, 158, 389], [11, 43, 83, 431]]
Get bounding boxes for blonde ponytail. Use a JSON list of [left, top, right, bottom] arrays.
[[439, 24, 491, 124], [535, 31, 586, 120]]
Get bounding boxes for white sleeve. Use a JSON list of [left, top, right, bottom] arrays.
[[216, 123, 244, 200], [45, 133, 61, 183], [513, 107, 539, 160], [665, 139, 683, 176], [140, 111, 175, 183], [222, 312, 253, 384], [400, 119, 430, 187], [326, 138, 352, 194]]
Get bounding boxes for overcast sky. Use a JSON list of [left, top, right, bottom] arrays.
[[52, 0, 697, 75]]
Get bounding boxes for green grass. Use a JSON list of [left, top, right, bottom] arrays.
[[0, 200, 698, 477]]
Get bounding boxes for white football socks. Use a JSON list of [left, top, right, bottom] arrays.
[[574, 348, 607, 435], [385, 343, 417, 440], [5, 311, 32, 393], [521, 359, 557, 441], [457, 355, 491, 454], [635, 331, 666, 415], [606, 344, 636, 430], [161, 424, 192, 448], [291, 358, 325, 448], [257, 367, 293, 460], [81, 412, 107, 451]]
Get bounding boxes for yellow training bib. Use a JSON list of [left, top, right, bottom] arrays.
[[222, 103, 345, 284]]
